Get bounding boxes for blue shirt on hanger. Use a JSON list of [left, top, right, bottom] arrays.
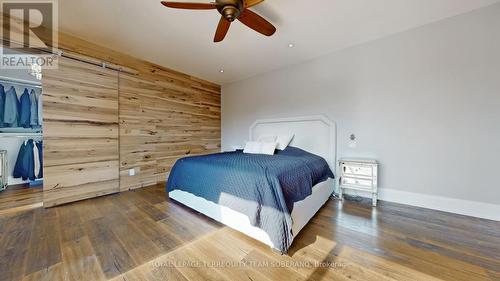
[[0, 84, 5, 127], [19, 88, 31, 128], [13, 139, 36, 181], [3, 86, 19, 127], [29, 89, 38, 127]]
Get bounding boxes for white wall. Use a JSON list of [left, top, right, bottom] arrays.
[[222, 4, 500, 217]]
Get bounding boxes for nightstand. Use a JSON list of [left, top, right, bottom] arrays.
[[338, 159, 379, 207]]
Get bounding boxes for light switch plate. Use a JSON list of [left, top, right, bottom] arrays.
[[129, 168, 136, 176], [348, 140, 357, 149]]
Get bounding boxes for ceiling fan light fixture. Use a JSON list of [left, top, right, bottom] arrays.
[[221, 5, 240, 22], [161, 0, 276, 42]]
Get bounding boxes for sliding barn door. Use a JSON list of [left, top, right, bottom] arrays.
[[42, 57, 119, 207]]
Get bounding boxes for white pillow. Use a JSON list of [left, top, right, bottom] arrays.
[[260, 142, 278, 155], [243, 141, 260, 154], [243, 141, 277, 155], [276, 134, 294, 150], [257, 135, 277, 143]]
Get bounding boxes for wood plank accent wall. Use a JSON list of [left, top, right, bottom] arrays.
[[42, 57, 120, 207], [53, 34, 221, 192], [119, 74, 221, 190], [54, 37, 220, 195]]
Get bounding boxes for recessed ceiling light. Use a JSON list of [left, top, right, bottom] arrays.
[[219, 69, 224, 73], [288, 43, 295, 48]]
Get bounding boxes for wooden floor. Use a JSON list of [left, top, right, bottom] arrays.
[[0, 184, 43, 215], [1, 184, 499, 281]]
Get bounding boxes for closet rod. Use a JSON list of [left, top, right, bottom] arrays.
[[0, 76, 42, 89]]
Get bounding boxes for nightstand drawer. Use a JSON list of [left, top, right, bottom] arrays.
[[341, 176, 373, 188], [342, 164, 373, 177], [339, 159, 379, 206]]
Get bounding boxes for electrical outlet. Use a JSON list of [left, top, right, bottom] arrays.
[[129, 168, 136, 176]]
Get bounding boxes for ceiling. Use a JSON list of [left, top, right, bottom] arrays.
[[58, 0, 499, 85]]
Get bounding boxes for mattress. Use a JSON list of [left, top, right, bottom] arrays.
[[169, 178, 334, 250]]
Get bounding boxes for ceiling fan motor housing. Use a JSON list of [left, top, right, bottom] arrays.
[[216, 0, 244, 22]]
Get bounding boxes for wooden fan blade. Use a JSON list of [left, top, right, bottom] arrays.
[[161, 1, 217, 10], [237, 9, 276, 36], [214, 16, 231, 42], [243, 0, 264, 8]]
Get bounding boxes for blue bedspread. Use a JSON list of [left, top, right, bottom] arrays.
[[166, 146, 334, 253]]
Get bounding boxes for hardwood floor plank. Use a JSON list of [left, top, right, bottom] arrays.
[[289, 237, 397, 281], [317, 204, 500, 274], [83, 216, 137, 279], [344, 202, 500, 256], [111, 267, 188, 281], [305, 218, 492, 281], [124, 192, 168, 222], [124, 205, 184, 252], [134, 187, 166, 205], [110, 253, 189, 281], [377, 201, 500, 238], [241, 249, 310, 281], [335, 244, 449, 281], [0, 211, 34, 249], [157, 199, 220, 234], [0, 185, 43, 214], [111, 216, 163, 265], [72, 199, 103, 222], [60, 236, 107, 281], [0, 215, 6, 234], [21, 263, 67, 281], [188, 233, 275, 281], [0, 211, 35, 281], [24, 208, 62, 275], [346, 201, 500, 268], [487, 270, 500, 280], [57, 203, 85, 243], [1, 184, 499, 281], [164, 245, 231, 281]]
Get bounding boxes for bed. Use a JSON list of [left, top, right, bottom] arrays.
[[167, 115, 337, 254]]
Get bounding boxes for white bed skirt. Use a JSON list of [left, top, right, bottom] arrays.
[[169, 178, 335, 250]]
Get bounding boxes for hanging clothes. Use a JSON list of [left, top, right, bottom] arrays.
[[13, 140, 35, 181], [18, 88, 31, 128], [33, 142, 40, 177], [36, 141, 43, 178], [37, 94, 43, 127], [29, 89, 39, 127], [0, 84, 5, 127], [3, 86, 19, 127]]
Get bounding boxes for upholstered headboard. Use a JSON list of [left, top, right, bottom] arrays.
[[249, 115, 337, 169]]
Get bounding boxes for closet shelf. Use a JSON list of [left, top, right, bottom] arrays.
[[0, 128, 42, 135], [0, 133, 43, 138]]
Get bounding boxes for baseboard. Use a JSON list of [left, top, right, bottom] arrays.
[[343, 188, 500, 222]]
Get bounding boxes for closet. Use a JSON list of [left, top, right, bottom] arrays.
[[0, 70, 44, 213]]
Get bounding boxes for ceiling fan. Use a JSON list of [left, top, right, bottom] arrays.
[[160, 0, 276, 42]]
